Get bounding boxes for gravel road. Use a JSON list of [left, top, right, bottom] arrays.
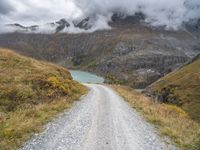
[[21, 84, 176, 150]]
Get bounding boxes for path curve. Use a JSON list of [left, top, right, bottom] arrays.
[[21, 84, 176, 150]]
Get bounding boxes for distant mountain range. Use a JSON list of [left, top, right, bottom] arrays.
[[0, 12, 200, 88], [6, 17, 97, 33], [4, 13, 152, 33], [6, 23, 39, 32], [4, 12, 200, 34]]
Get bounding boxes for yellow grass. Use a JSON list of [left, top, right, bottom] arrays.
[[151, 59, 200, 122], [112, 85, 200, 150], [0, 48, 87, 150]]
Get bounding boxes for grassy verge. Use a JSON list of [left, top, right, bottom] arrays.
[[112, 85, 200, 150], [149, 57, 200, 122], [0, 96, 84, 150], [0, 49, 87, 150]]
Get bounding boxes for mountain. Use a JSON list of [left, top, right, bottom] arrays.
[[146, 54, 200, 122], [0, 48, 86, 149], [6, 24, 39, 32], [6, 13, 200, 34], [55, 19, 70, 33], [6, 17, 93, 33], [0, 14, 200, 88]]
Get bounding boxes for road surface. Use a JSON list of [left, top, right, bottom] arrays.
[[21, 84, 176, 150]]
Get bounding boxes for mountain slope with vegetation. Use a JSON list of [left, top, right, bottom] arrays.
[[0, 17, 199, 88], [147, 54, 200, 122], [0, 48, 87, 150], [113, 85, 200, 150]]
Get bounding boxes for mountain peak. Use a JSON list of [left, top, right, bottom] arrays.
[[55, 19, 70, 33]]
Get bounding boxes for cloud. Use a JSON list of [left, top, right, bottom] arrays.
[[0, 0, 200, 33], [0, 0, 82, 25], [73, 0, 200, 29], [0, 0, 15, 15]]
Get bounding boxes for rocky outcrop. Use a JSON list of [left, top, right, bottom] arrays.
[[55, 19, 70, 33], [145, 85, 181, 105], [95, 53, 188, 88], [73, 17, 92, 30], [110, 12, 145, 27]]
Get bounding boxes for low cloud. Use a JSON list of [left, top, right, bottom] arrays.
[[0, 0, 200, 33]]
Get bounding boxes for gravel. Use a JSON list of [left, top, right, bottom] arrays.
[[21, 84, 177, 150]]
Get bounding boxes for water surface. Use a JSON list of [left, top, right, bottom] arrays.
[[70, 70, 104, 84]]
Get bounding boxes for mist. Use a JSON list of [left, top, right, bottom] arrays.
[[0, 0, 200, 33]]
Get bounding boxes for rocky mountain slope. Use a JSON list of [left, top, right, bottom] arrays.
[[0, 48, 86, 149], [0, 14, 200, 88], [146, 54, 200, 122]]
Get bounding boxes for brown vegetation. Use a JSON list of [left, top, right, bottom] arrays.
[[112, 85, 200, 150], [149, 56, 200, 122], [0, 48, 87, 149]]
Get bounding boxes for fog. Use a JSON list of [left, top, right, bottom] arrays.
[[0, 0, 200, 33]]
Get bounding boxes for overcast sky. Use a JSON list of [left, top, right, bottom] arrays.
[[0, 0, 83, 25], [0, 0, 200, 29]]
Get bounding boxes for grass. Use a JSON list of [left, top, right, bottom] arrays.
[[112, 85, 200, 150], [149, 57, 200, 122], [0, 48, 87, 150], [106, 74, 128, 85]]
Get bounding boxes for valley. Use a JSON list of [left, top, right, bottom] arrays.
[[0, 20, 199, 88], [0, 7, 200, 150]]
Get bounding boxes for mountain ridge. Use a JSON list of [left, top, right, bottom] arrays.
[[4, 12, 200, 34], [0, 16, 200, 88]]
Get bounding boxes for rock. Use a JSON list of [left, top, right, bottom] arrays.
[[110, 12, 145, 27], [73, 17, 92, 30], [56, 19, 70, 33], [113, 42, 133, 56]]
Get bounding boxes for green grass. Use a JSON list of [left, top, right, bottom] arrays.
[[0, 48, 87, 150], [150, 57, 200, 122], [112, 85, 200, 150]]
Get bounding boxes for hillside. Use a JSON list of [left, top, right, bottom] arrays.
[[113, 85, 200, 149], [0, 19, 200, 88], [147, 54, 200, 122], [0, 49, 86, 149]]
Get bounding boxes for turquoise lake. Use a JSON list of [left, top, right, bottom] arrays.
[[70, 70, 104, 84]]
